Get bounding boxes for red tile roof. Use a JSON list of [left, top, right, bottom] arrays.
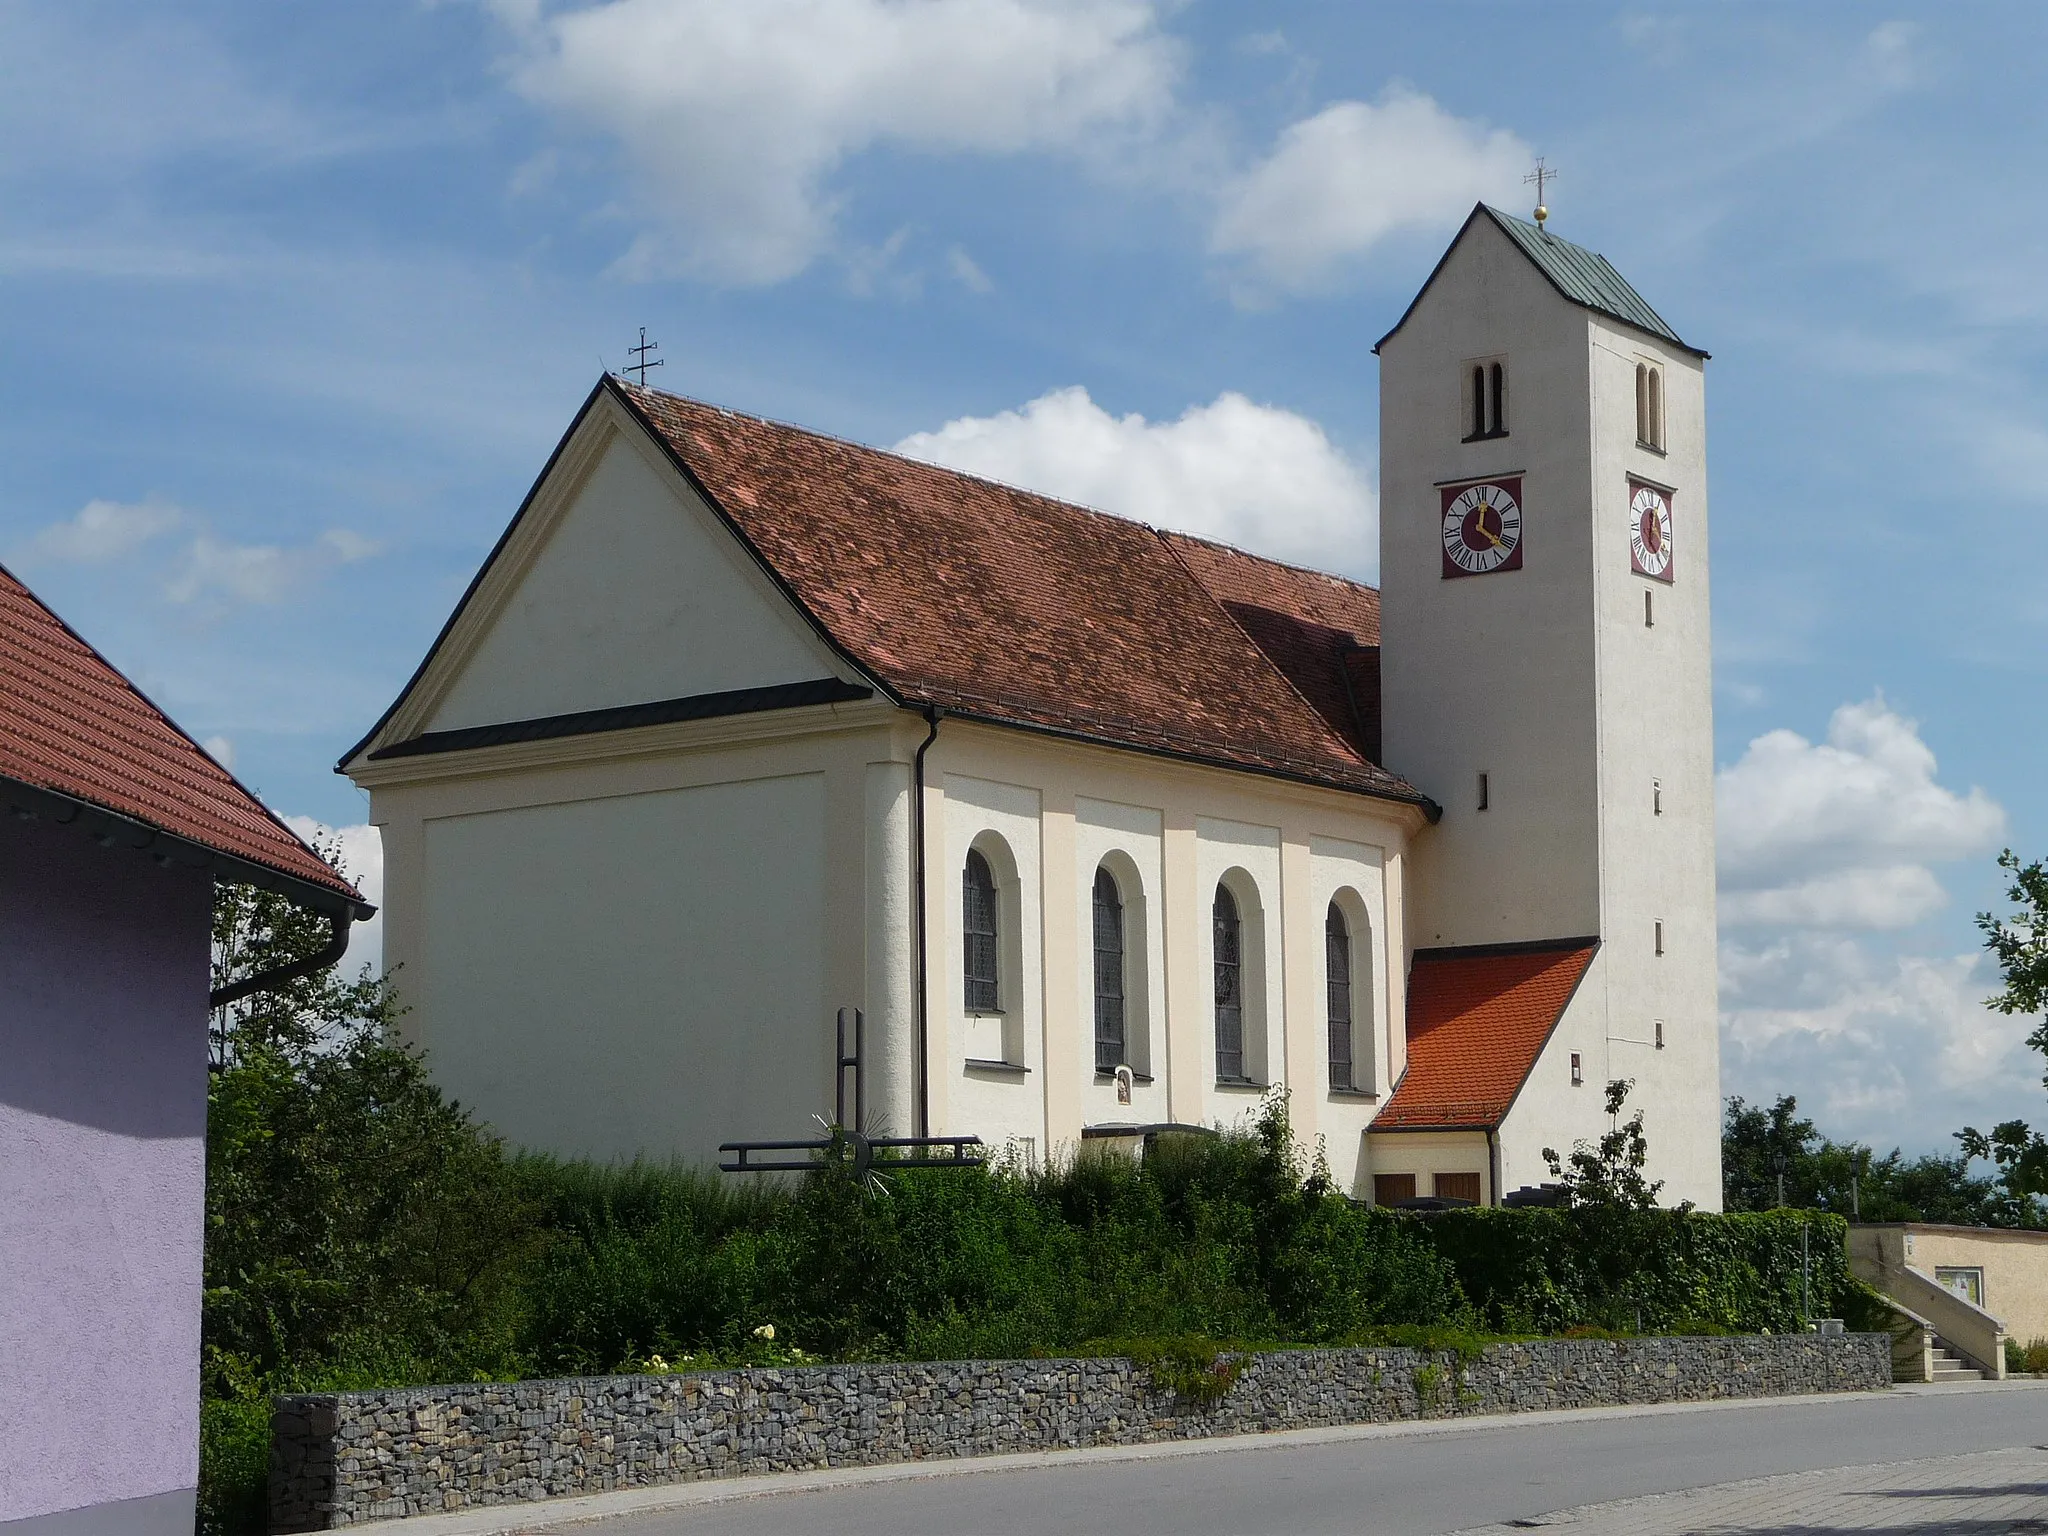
[[1374, 940, 1598, 1131], [614, 381, 1422, 806], [1, 563, 361, 906]]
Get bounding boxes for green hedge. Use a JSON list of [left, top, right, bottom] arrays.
[[1417, 1205, 1855, 1335]]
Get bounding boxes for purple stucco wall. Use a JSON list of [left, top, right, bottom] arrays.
[[0, 812, 213, 1529]]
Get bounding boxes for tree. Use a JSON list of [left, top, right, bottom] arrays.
[[1979, 849, 2048, 1088], [209, 840, 388, 1066], [1722, 1093, 2003, 1224], [204, 844, 537, 1391], [1954, 1120, 2048, 1229], [1544, 1079, 1666, 1211]]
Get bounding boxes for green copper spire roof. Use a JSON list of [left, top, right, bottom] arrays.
[[1376, 204, 1707, 358]]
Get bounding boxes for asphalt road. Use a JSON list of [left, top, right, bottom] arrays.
[[577, 1385, 2048, 1536]]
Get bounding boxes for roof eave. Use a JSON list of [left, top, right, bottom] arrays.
[[921, 699, 1439, 818], [2, 774, 370, 920], [1490, 938, 1603, 1130]]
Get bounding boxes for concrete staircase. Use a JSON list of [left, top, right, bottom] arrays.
[[1930, 1339, 1986, 1382]]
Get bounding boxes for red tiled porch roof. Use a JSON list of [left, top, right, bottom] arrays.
[[1374, 939, 1599, 1132]]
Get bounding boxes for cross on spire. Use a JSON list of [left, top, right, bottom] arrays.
[[1524, 159, 1556, 229], [625, 326, 664, 386]]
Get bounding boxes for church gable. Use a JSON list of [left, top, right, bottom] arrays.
[[355, 391, 861, 758]]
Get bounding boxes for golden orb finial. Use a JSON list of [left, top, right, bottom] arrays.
[[1534, 203, 1548, 228]]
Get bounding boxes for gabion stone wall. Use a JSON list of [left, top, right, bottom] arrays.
[[270, 1334, 1888, 1530]]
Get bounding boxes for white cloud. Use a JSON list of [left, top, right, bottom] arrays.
[[894, 385, 1376, 577], [285, 816, 385, 981], [1720, 932, 2033, 1145], [25, 497, 183, 563], [496, 0, 1180, 284], [1715, 698, 2027, 1152], [1716, 696, 2004, 928], [163, 528, 379, 608], [946, 245, 993, 293], [1211, 89, 1530, 297], [202, 735, 236, 773]]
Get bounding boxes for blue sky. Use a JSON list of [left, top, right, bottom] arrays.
[[4, 1, 2042, 1158]]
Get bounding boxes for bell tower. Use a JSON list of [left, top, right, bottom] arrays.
[[1374, 203, 1721, 1206]]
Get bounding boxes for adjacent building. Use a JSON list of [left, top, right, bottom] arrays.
[[1, 567, 368, 1536]]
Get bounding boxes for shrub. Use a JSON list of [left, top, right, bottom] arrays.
[[196, 1394, 268, 1536]]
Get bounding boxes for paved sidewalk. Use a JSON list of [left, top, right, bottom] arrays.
[[1447, 1445, 2048, 1534]]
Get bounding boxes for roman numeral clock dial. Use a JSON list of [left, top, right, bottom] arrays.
[[1629, 481, 1674, 581], [1440, 477, 1524, 577]]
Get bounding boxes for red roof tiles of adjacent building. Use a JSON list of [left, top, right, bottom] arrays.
[[614, 381, 1421, 806], [1374, 940, 1599, 1131], [1, 563, 361, 906]]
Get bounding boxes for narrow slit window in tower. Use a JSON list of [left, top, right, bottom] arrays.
[[1490, 361, 1505, 435], [1655, 920, 1665, 956], [1477, 771, 1490, 811]]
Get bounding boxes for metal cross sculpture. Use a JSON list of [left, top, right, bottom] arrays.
[[1524, 159, 1557, 229], [625, 327, 663, 386], [718, 1008, 985, 1174]]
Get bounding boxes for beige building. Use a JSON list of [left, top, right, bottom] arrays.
[[1851, 1223, 2048, 1380], [342, 205, 1722, 1206]]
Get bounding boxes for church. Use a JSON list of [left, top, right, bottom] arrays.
[[341, 204, 1722, 1209]]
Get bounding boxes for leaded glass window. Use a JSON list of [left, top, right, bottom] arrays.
[[1327, 903, 1354, 1090], [1093, 867, 1125, 1074], [963, 849, 999, 1013], [1214, 884, 1245, 1081]]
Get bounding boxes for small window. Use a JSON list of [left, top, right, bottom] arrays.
[[1570, 1052, 1583, 1086], [1463, 357, 1508, 441], [1326, 903, 1354, 1090], [1213, 885, 1245, 1081], [1636, 362, 1665, 450], [1375, 1173, 1417, 1206], [1653, 779, 1663, 816], [1093, 867, 1126, 1074], [1477, 771, 1490, 812], [1645, 589, 1655, 628], [962, 849, 1000, 1014], [1936, 1267, 1985, 1308], [1655, 920, 1665, 956], [1654, 1019, 1665, 1050]]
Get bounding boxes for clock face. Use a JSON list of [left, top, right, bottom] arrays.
[[1629, 482, 1674, 582], [1440, 478, 1524, 578]]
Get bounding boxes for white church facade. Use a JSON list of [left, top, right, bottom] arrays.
[[343, 206, 1723, 1208]]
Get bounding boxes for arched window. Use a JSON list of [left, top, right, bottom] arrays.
[[1092, 867, 1126, 1073], [1213, 884, 1245, 1081], [1326, 902, 1354, 1089], [1489, 361, 1506, 435], [1637, 362, 1664, 449], [962, 849, 999, 1013], [1471, 365, 1487, 438]]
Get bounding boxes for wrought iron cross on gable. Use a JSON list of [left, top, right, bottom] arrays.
[[717, 1007, 986, 1174], [625, 327, 663, 386]]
